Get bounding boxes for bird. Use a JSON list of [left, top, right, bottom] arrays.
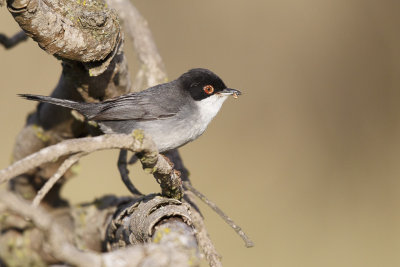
[[20, 68, 241, 193]]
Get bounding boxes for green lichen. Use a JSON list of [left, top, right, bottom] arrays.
[[71, 110, 85, 122], [132, 129, 144, 143], [187, 248, 200, 266], [21, 190, 35, 200], [2, 231, 46, 267], [0, 212, 8, 225], [153, 227, 171, 244], [88, 120, 98, 127], [70, 162, 81, 175], [140, 154, 158, 169], [78, 210, 88, 227], [152, 231, 162, 243], [143, 167, 153, 174], [143, 166, 157, 174], [32, 125, 50, 143]]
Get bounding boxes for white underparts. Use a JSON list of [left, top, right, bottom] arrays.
[[195, 94, 229, 129]]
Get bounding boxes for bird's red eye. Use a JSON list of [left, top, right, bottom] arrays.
[[203, 85, 214, 95]]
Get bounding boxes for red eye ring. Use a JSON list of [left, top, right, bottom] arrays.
[[203, 85, 214, 95]]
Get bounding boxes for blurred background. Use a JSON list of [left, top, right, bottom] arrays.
[[1, 0, 400, 266]]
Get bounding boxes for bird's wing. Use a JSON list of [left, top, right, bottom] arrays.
[[89, 84, 184, 121]]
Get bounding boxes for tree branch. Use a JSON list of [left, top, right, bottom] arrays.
[[107, 0, 167, 89], [0, 190, 200, 267], [7, 0, 121, 63], [185, 191, 222, 267], [1, 131, 183, 199], [32, 152, 86, 207]]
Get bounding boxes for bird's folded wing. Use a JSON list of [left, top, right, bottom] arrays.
[[89, 91, 182, 121]]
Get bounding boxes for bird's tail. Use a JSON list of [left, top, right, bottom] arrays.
[[19, 94, 99, 118]]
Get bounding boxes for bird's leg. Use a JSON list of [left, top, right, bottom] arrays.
[[128, 154, 138, 164], [117, 149, 142, 195], [0, 31, 28, 49]]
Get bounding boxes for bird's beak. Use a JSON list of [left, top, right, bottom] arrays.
[[218, 88, 242, 99]]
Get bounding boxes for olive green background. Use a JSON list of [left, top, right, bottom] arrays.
[[1, 0, 400, 266]]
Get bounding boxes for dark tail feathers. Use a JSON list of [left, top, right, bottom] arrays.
[[19, 94, 100, 119]]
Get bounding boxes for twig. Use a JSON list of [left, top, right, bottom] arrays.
[[32, 152, 86, 207], [183, 182, 254, 248], [0, 31, 28, 49], [185, 191, 222, 267]]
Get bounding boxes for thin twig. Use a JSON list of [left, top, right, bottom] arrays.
[[0, 31, 28, 49], [183, 182, 254, 248], [185, 191, 222, 267], [32, 152, 86, 207]]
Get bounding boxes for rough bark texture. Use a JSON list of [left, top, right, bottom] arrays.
[[0, 191, 200, 267], [8, 0, 121, 63]]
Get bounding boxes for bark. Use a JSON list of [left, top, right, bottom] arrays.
[[0, 190, 199, 267]]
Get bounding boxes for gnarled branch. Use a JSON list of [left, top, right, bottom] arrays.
[[0, 190, 200, 267], [0, 131, 183, 200]]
